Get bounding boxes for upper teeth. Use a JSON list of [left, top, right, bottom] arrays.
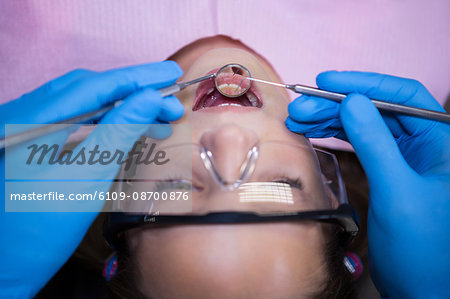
[[218, 83, 244, 95]]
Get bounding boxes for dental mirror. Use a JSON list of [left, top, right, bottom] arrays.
[[214, 63, 252, 98]]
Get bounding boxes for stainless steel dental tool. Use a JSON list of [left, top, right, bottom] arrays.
[[245, 77, 450, 123], [0, 64, 253, 149]]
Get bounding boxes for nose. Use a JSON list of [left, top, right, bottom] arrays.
[[200, 124, 258, 185]]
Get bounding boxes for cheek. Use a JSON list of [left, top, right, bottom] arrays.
[[175, 88, 194, 114], [262, 87, 291, 118]]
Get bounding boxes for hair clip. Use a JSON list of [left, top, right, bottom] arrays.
[[343, 252, 363, 280], [102, 253, 118, 282]]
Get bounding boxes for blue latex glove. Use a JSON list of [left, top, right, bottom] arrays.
[[286, 71, 450, 298], [0, 61, 184, 298]]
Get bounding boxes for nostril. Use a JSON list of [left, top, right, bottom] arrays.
[[199, 125, 259, 182]]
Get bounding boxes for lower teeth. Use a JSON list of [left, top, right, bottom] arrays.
[[218, 103, 242, 107], [247, 93, 258, 107]]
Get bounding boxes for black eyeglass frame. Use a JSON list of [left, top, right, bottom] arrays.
[[104, 203, 360, 250]]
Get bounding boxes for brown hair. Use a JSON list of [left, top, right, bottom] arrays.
[[315, 148, 370, 299], [316, 227, 356, 299], [107, 247, 146, 299]]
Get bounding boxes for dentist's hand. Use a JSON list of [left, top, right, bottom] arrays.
[[286, 71, 450, 298], [0, 61, 184, 298]]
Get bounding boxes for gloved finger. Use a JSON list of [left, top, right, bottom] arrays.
[[0, 70, 96, 125], [146, 95, 184, 139], [2, 61, 183, 124], [17, 69, 96, 102], [379, 111, 405, 139], [42, 69, 95, 94], [144, 121, 173, 139], [286, 93, 406, 139], [54, 60, 182, 118], [340, 94, 413, 189], [76, 88, 165, 178], [306, 128, 346, 140], [98, 60, 182, 89], [288, 95, 340, 123], [317, 71, 441, 109], [99, 88, 164, 125], [157, 95, 185, 122], [285, 116, 345, 139], [316, 71, 444, 136]]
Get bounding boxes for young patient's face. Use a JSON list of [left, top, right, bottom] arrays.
[[127, 37, 329, 298]]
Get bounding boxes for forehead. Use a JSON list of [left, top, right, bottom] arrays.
[[131, 222, 328, 298]]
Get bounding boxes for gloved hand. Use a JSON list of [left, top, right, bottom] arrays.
[[286, 71, 450, 298], [0, 61, 184, 298]]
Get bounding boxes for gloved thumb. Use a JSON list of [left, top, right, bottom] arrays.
[[340, 94, 413, 186]]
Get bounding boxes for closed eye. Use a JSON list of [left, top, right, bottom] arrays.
[[272, 177, 304, 190], [154, 179, 203, 192]]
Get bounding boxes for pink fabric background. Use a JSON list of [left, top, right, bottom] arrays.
[[1, 0, 449, 150]]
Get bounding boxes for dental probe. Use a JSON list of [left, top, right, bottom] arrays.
[[0, 74, 216, 149], [158, 73, 215, 97], [246, 77, 450, 124]]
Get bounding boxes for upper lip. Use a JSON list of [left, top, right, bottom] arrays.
[[193, 68, 262, 111]]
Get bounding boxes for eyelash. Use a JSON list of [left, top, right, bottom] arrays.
[[272, 176, 304, 190], [154, 175, 196, 192], [152, 175, 303, 191]]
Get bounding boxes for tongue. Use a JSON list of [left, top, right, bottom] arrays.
[[202, 89, 252, 108]]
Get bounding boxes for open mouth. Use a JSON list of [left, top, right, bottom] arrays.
[[193, 69, 263, 111]]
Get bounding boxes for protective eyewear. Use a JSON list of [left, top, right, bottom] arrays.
[[104, 139, 360, 248]]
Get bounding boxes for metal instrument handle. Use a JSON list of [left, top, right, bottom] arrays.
[[289, 84, 450, 123]]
